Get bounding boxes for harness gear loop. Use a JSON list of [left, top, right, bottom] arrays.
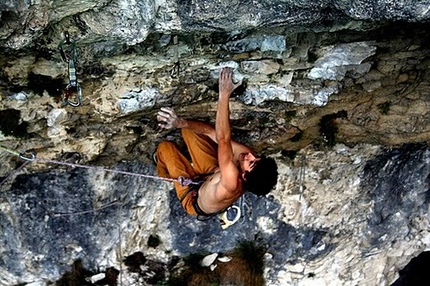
[[219, 205, 241, 229]]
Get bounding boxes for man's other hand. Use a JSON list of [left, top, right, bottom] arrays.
[[157, 107, 181, 129]]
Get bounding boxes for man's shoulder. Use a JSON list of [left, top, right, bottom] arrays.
[[198, 177, 243, 213], [232, 140, 253, 153]]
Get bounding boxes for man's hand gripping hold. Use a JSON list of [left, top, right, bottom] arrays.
[[157, 107, 184, 130]]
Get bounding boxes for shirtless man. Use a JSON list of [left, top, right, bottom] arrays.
[[155, 67, 278, 218]]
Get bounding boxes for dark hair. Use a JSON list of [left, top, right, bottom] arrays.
[[242, 156, 278, 196]]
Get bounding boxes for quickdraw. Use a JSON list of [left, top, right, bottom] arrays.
[[58, 31, 82, 107]]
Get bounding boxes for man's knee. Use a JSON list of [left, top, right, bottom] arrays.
[[182, 128, 211, 143], [157, 141, 176, 154]]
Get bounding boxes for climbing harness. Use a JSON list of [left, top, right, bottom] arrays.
[[0, 144, 199, 187], [298, 155, 306, 201], [170, 35, 180, 78], [58, 31, 82, 107]]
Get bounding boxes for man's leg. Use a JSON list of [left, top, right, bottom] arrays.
[[156, 141, 198, 215], [181, 129, 218, 175], [156, 140, 195, 180]]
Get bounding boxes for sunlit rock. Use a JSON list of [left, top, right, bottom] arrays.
[[308, 42, 376, 81], [224, 35, 286, 53], [117, 89, 160, 114], [8, 92, 29, 101]]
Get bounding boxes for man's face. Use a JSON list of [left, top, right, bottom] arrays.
[[239, 152, 261, 172]]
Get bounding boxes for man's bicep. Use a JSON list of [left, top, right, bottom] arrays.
[[231, 140, 253, 155], [218, 141, 238, 191], [205, 128, 217, 143]]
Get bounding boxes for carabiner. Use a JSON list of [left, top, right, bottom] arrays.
[[64, 83, 82, 107], [19, 151, 36, 161], [58, 31, 77, 62]]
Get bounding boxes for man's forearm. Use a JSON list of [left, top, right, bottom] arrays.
[[216, 68, 237, 143], [180, 119, 217, 141], [216, 92, 231, 143], [157, 107, 216, 142]]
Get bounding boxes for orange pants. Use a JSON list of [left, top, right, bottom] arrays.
[[156, 129, 218, 215]]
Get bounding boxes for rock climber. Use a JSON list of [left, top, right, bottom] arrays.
[[155, 67, 278, 219]]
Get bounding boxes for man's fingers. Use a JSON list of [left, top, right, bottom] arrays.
[[158, 122, 171, 129], [157, 109, 176, 119], [157, 111, 175, 121], [157, 111, 170, 118], [221, 67, 232, 80], [160, 107, 171, 113], [157, 114, 169, 123], [156, 107, 177, 130], [157, 115, 168, 123], [160, 107, 175, 116]]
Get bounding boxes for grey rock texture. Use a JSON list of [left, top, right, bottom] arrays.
[[1, 144, 428, 285], [0, 0, 429, 52]]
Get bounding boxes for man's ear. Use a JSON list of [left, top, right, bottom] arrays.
[[241, 171, 249, 181]]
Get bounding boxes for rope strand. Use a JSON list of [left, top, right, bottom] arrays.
[[1, 144, 199, 186], [51, 200, 121, 217], [35, 157, 178, 183]]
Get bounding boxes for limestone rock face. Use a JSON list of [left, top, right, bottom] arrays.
[[0, 0, 429, 285], [0, 144, 428, 285], [1, 0, 428, 51]]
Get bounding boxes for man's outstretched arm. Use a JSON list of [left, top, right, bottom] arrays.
[[157, 107, 217, 142], [216, 68, 243, 193]]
